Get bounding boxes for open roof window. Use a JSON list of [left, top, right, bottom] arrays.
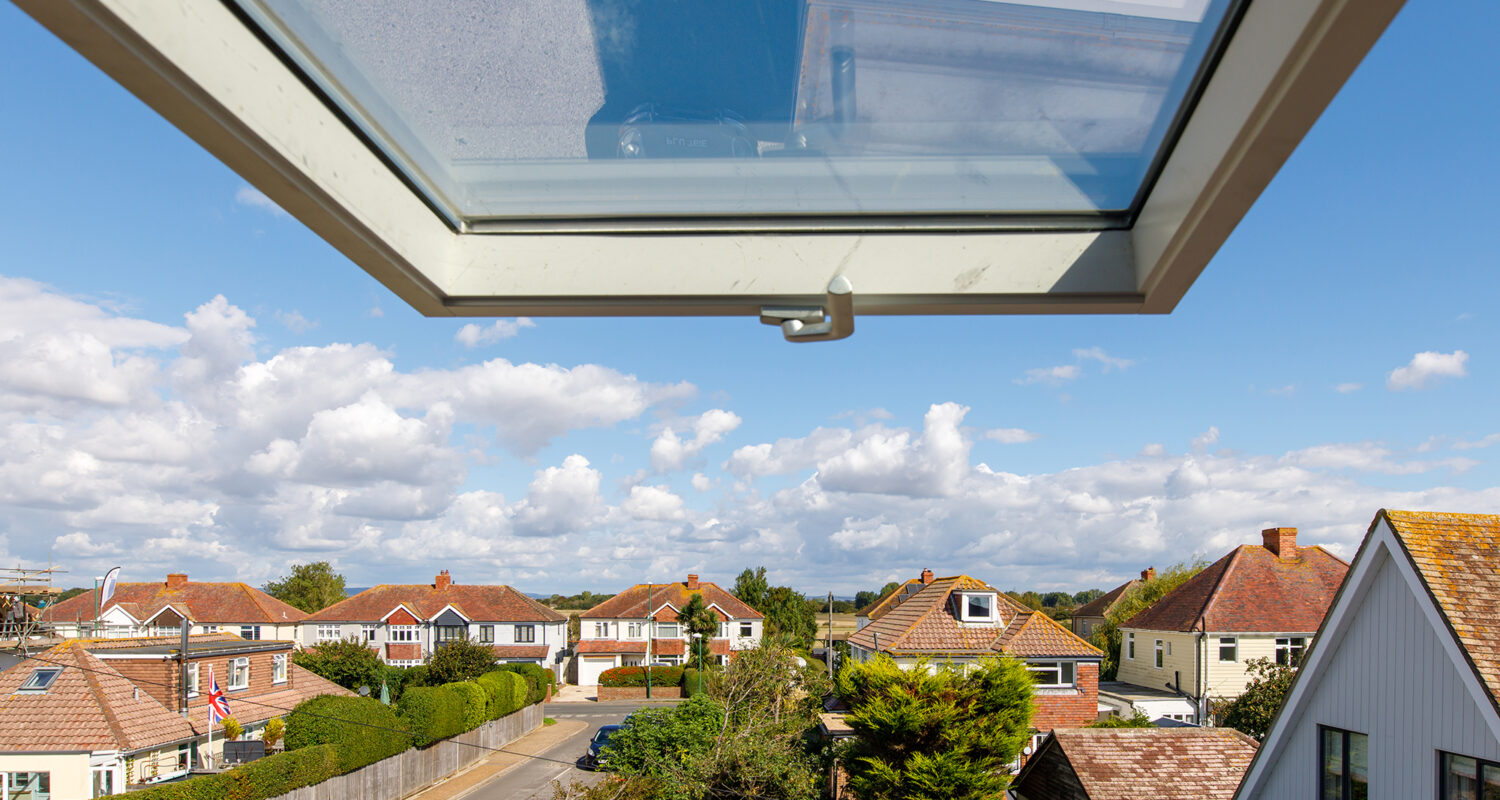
[[18, 667, 62, 694], [18, 0, 1405, 335]]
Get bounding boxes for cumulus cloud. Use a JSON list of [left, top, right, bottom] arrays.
[[454, 318, 535, 348], [234, 185, 287, 217], [650, 409, 742, 472], [1388, 350, 1469, 391], [622, 484, 686, 521], [987, 428, 1040, 444]]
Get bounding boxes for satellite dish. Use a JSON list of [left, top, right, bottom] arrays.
[[358, 686, 371, 697], [1023, 745, 1034, 756]]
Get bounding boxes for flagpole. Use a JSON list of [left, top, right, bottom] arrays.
[[206, 666, 213, 770]]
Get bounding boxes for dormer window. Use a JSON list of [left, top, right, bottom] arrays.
[[959, 592, 997, 623]]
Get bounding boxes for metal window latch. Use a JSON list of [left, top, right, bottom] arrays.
[[759, 276, 855, 343]]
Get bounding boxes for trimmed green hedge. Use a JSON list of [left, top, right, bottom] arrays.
[[284, 695, 410, 772], [491, 663, 554, 704], [598, 665, 684, 688], [397, 685, 468, 747], [126, 743, 340, 800], [477, 670, 528, 718], [445, 681, 489, 731], [681, 667, 706, 697]]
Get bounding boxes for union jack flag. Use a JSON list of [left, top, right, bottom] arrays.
[[206, 667, 230, 724]]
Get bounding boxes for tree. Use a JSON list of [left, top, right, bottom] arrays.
[[292, 638, 384, 692], [1072, 588, 1105, 606], [854, 582, 901, 610], [264, 562, 346, 613], [836, 655, 1034, 800], [762, 586, 817, 652], [262, 717, 285, 750], [221, 716, 243, 741], [1218, 657, 1299, 740], [733, 567, 770, 610], [1090, 559, 1207, 680], [425, 637, 497, 684], [1088, 710, 1155, 728], [677, 594, 719, 670]]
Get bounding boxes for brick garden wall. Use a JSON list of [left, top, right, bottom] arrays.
[[597, 685, 685, 700], [1031, 663, 1100, 731]]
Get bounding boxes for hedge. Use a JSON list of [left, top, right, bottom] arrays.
[[598, 665, 685, 688], [444, 681, 489, 731], [477, 670, 528, 718], [125, 743, 340, 800], [284, 695, 410, 773], [491, 663, 554, 705], [681, 668, 706, 697], [397, 685, 469, 746]]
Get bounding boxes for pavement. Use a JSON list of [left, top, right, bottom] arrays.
[[551, 683, 596, 703], [405, 719, 589, 800]]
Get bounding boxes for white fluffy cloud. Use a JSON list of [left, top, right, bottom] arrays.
[[1388, 350, 1469, 390], [650, 409, 742, 472], [454, 318, 535, 348], [622, 484, 686, 521], [987, 428, 1040, 444], [234, 185, 287, 218]]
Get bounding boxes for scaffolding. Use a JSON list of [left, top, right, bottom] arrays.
[[0, 564, 68, 655]]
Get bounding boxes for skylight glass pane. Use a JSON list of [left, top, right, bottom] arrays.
[[233, 0, 1236, 221]]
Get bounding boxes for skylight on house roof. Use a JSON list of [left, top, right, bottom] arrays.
[[17, 0, 1406, 334], [17, 667, 62, 694]]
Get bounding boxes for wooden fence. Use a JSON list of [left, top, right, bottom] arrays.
[[268, 703, 544, 800]]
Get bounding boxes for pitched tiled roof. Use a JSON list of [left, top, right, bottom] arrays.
[[491, 645, 550, 659], [1123, 543, 1347, 634], [580, 578, 761, 620], [213, 665, 350, 729], [1383, 510, 1500, 707], [855, 578, 921, 619], [40, 579, 308, 626], [1074, 580, 1137, 619], [1019, 728, 1258, 800], [307, 582, 566, 623], [847, 575, 1101, 659], [575, 640, 646, 655], [0, 642, 195, 752]]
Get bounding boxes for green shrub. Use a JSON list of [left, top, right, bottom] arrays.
[[598, 665, 684, 689], [681, 668, 706, 697], [125, 743, 340, 800], [283, 695, 410, 772], [444, 681, 489, 731], [381, 664, 427, 701], [476, 670, 528, 718], [491, 663, 555, 704], [397, 685, 468, 747]]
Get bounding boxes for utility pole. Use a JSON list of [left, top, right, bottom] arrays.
[[827, 591, 834, 680]]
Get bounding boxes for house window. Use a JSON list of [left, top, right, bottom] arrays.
[[154, 625, 181, 638], [436, 626, 467, 648], [1319, 726, 1367, 800], [363, 624, 378, 643], [1154, 639, 1164, 669], [1027, 661, 1076, 688], [1127, 632, 1135, 660], [740, 621, 753, 638], [1441, 751, 1500, 800], [516, 625, 536, 643], [594, 622, 608, 638], [479, 625, 494, 643], [229, 657, 249, 690], [5, 771, 50, 800], [628, 622, 643, 638], [240, 625, 261, 641], [656, 622, 681, 638], [660, 655, 682, 666], [962, 593, 996, 622], [17, 668, 62, 694], [389, 625, 418, 643], [187, 663, 199, 697], [316, 625, 341, 643], [388, 659, 421, 668], [1276, 637, 1308, 666], [1219, 637, 1237, 662], [202, 624, 220, 633], [272, 654, 287, 684]]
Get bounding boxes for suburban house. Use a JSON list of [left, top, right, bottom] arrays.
[[0, 633, 346, 798], [1235, 510, 1500, 799], [38, 573, 306, 642], [301, 570, 568, 677], [1113, 527, 1347, 723], [854, 577, 924, 630], [1070, 568, 1153, 639], [574, 574, 763, 686], [846, 569, 1104, 732], [1010, 727, 1258, 800]]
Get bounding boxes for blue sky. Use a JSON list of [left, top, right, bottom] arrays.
[[1, 0, 1497, 596]]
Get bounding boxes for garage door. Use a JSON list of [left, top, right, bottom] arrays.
[[579, 656, 616, 687]]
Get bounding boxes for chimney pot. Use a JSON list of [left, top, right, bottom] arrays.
[[1262, 527, 1298, 560], [1141, 567, 1156, 582], [686, 574, 700, 590], [165, 573, 187, 589], [920, 568, 935, 585], [435, 571, 452, 590]]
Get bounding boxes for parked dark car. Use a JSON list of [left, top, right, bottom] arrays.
[[582, 724, 625, 770], [617, 104, 757, 159]]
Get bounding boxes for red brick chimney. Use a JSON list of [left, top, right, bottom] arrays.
[[686, 574, 700, 590], [920, 568, 935, 585], [1141, 567, 1156, 582], [1262, 527, 1298, 561], [435, 570, 452, 590], [165, 573, 188, 589]]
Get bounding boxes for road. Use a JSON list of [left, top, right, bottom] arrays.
[[468, 699, 679, 800]]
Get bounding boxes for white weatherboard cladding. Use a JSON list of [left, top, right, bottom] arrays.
[[1244, 549, 1500, 799]]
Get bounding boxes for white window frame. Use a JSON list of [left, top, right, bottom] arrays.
[[9, 0, 1408, 325], [1219, 636, 1238, 662], [240, 625, 261, 641], [958, 592, 998, 623], [272, 653, 287, 684], [1275, 636, 1308, 666], [387, 659, 421, 668], [739, 621, 754, 638], [656, 622, 681, 639], [187, 663, 199, 697], [627, 622, 643, 638], [1026, 661, 1076, 688], [1154, 639, 1164, 669], [316, 624, 341, 643], [363, 624, 378, 643], [1127, 632, 1135, 660], [389, 625, 418, 643], [228, 657, 249, 690]]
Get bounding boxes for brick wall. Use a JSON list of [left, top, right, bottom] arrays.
[[1031, 663, 1100, 731], [108, 659, 180, 710], [597, 685, 686, 700], [101, 647, 295, 722]]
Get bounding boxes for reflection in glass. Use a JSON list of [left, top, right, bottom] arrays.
[[1321, 728, 1344, 800]]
